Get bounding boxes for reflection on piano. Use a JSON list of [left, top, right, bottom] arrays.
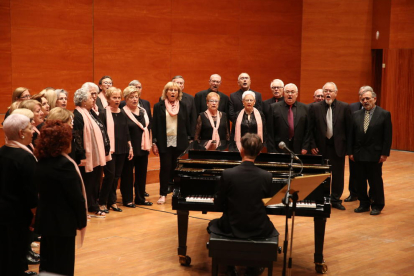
[[172, 140, 331, 273]]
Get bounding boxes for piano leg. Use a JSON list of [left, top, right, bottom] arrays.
[[314, 217, 328, 274], [177, 209, 191, 266]]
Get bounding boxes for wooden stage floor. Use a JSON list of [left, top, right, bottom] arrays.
[[29, 150, 414, 275]]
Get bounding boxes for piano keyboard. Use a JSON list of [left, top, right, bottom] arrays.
[[185, 196, 214, 203], [267, 201, 317, 208]]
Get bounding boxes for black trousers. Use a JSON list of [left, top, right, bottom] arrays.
[[159, 147, 182, 196], [80, 166, 103, 212], [348, 158, 359, 197], [0, 221, 30, 276], [355, 161, 385, 210], [324, 142, 345, 203], [39, 235, 76, 276], [99, 153, 127, 206], [120, 154, 149, 205]]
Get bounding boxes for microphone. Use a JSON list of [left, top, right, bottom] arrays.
[[278, 141, 299, 160]]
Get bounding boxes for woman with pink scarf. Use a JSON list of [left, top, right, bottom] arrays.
[[152, 82, 191, 204], [194, 92, 230, 149], [73, 88, 110, 217], [230, 91, 267, 152]]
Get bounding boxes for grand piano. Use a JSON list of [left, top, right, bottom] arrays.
[[172, 140, 331, 274]]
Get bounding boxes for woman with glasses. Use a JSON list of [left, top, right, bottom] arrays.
[[2, 87, 31, 123], [194, 92, 230, 149], [96, 76, 113, 111], [230, 91, 267, 152]]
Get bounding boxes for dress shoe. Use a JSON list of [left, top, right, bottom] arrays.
[[124, 203, 136, 208], [100, 205, 109, 213], [28, 250, 40, 259], [144, 192, 149, 197], [109, 205, 123, 212], [370, 209, 381, 215], [354, 206, 370, 213], [331, 202, 346, 210], [26, 254, 40, 265], [344, 195, 358, 202], [136, 201, 153, 206], [25, 271, 38, 275]]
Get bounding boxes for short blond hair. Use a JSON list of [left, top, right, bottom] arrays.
[[19, 99, 41, 112], [48, 107, 73, 124], [161, 82, 182, 101], [106, 87, 122, 100], [11, 108, 34, 120], [123, 86, 140, 99], [206, 92, 220, 102]]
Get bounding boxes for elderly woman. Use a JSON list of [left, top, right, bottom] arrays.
[[3, 87, 31, 122], [54, 89, 68, 109], [194, 92, 230, 149], [0, 114, 38, 276], [32, 92, 51, 118], [73, 87, 110, 217], [231, 91, 267, 151], [96, 75, 113, 111], [20, 99, 45, 146], [152, 82, 191, 204], [120, 86, 152, 207], [33, 120, 87, 276], [99, 87, 133, 212]]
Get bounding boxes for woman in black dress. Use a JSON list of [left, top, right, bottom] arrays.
[[120, 86, 153, 207], [194, 92, 230, 149], [99, 87, 133, 212], [34, 120, 87, 276], [0, 114, 37, 276]]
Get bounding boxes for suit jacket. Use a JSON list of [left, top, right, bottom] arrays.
[[34, 155, 87, 236], [263, 97, 284, 122], [120, 99, 152, 126], [309, 99, 352, 157], [213, 161, 275, 239], [351, 106, 392, 162], [270, 101, 310, 154], [350, 101, 363, 113], [229, 89, 263, 122], [194, 89, 229, 115], [152, 100, 191, 153]]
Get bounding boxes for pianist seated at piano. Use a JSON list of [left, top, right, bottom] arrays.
[[208, 133, 278, 239], [194, 92, 230, 150], [230, 91, 267, 152]]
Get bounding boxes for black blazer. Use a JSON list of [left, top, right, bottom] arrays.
[[229, 89, 263, 122], [152, 101, 191, 153], [263, 97, 284, 122], [212, 161, 275, 239], [350, 101, 363, 113], [351, 106, 392, 162], [124, 108, 150, 156], [270, 101, 310, 154], [34, 155, 87, 236], [194, 89, 229, 115], [309, 99, 352, 157]]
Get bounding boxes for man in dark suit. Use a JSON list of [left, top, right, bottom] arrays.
[[263, 79, 285, 122], [270, 83, 310, 154], [172, 75, 197, 138], [345, 86, 369, 202], [350, 90, 392, 215], [194, 74, 229, 115], [229, 73, 263, 122], [208, 133, 277, 239], [309, 82, 352, 210]]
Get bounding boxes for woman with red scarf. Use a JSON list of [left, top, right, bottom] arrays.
[[152, 82, 191, 204]]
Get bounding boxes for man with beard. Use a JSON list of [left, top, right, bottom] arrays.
[[309, 82, 352, 210], [350, 90, 392, 215], [270, 83, 309, 154], [194, 74, 229, 115], [229, 73, 263, 123]]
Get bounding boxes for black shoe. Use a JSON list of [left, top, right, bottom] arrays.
[[26, 254, 40, 265], [24, 271, 38, 275], [332, 202, 346, 210], [124, 203, 136, 208], [28, 250, 40, 259], [108, 205, 123, 212], [136, 201, 153, 206], [354, 206, 370, 213], [344, 195, 358, 202], [370, 209, 381, 215], [144, 192, 149, 197]]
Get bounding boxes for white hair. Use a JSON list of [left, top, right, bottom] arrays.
[[323, 82, 338, 92], [3, 113, 30, 141], [284, 83, 298, 92], [270, 79, 284, 87], [210, 74, 221, 80], [129, 80, 141, 86], [238, 73, 250, 80], [81, 82, 99, 93], [74, 88, 89, 106], [242, 90, 255, 100]]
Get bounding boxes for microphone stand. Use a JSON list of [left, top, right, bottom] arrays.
[[282, 152, 299, 276]]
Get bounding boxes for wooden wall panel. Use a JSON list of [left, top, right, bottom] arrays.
[[382, 49, 414, 151], [300, 0, 373, 104], [93, 0, 172, 105], [389, 0, 414, 49], [371, 0, 391, 49], [0, 0, 11, 114], [10, 0, 93, 110]]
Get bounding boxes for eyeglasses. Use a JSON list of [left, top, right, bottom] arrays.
[[271, 86, 283, 90], [243, 99, 255, 102], [20, 95, 31, 99], [208, 100, 219, 103], [323, 89, 336, 93], [103, 82, 112, 85], [285, 90, 297, 95], [315, 95, 324, 98]]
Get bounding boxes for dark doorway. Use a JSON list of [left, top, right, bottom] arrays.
[[371, 49, 383, 106]]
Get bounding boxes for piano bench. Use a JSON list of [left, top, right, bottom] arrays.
[[208, 232, 279, 276]]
